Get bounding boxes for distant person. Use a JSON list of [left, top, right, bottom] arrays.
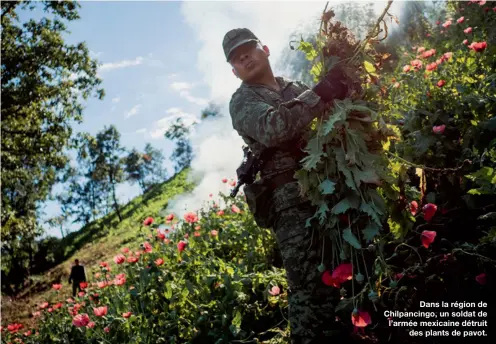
[[68, 259, 86, 297]]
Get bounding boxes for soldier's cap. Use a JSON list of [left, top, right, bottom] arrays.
[[223, 28, 260, 62]]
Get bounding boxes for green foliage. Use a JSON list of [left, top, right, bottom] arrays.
[[1, 189, 289, 344], [1, 0, 104, 294], [165, 118, 194, 174]]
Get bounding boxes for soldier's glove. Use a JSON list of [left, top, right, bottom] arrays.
[[312, 66, 349, 103]]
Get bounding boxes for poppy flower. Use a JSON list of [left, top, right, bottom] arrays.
[[442, 20, 452, 28], [409, 201, 418, 216], [351, 310, 372, 328], [193, 231, 201, 237], [177, 240, 187, 252], [229, 180, 236, 187], [468, 41, 487, 52], [222, 178, 228, 183], [72, 313, 90, 327], [463, 39, 469, 45], [426, 62, 438, 71], [184, 212, 198, 223], [86, 321, 95, 329], [217, 210, 224, 216], [143, 217, 154, 226], [437, 80, 446, 87], [143, 242, 152, 253], [393, 82, 400, 88], [402, 65, 411, 72], [268, 286, 280, 296], [456, 16, 465, 24], [210, 230, 218, 236], [123, 312, 132, 318], [104, 327, 110, 333], [475, 273, 486, 285], [52, 284, 62, 291], [231, 205, 241, 213], [113, 276, 126, 286], [321, 271, 341, 287], [433, 125, 446, 134], [155, 258, 164, 266], [121, 247, 129, 254], [194, 225, 201, 231], [332, 263, 353, 283], [464, 27, 472, 34], [421, 48, 436, 58], [423, 203, 438, 221], [79, 282, 88, 289], [113, 254, 126, 264], [93, 306, 107, 317], [411, 59, 423, 70], [421, 230, 437, 248], [417, 47, 426, 53], [127, 256, 138, 264], [39, 302, 49, 309], [166, 214, 174, 221]]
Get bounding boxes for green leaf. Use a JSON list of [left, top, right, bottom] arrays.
[[367, 189, 387, 215], [301, 136, 326, 170], [319, 179, 336, 195], [364, 60, 376, 73], [342, 228, 361, 249], [362, 222, 381, 242], [360, 202, 382, 225], [332, 194, 360, 214], [335, 148, 357, 191], [316, 202, 330, 224]]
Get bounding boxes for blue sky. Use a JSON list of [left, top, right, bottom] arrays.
[[36, 1, 211, 237], [28, 0, 399, 238]]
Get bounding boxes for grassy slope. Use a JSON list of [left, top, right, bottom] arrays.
[[1, 169, 194, 325]]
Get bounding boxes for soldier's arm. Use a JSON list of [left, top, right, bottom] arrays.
[[230, 88, 325, 148]]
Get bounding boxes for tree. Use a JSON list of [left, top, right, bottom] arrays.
[[124, 148, 149, 193], [90, 125, 126, 222], [1, 0, 104, 294], [201, 102, 222, 119], [164, 118, 194, 174], [143, 143, 168, 186]]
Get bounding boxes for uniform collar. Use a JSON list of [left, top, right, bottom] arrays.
[[241, 76, 293, 93]]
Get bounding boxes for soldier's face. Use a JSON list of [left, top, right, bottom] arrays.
[[230, 42, 270, 81]]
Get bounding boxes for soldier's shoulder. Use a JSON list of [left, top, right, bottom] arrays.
[[229, 85, 253, 109]]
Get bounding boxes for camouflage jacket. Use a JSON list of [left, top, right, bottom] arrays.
[[229, 76, 326, 213]]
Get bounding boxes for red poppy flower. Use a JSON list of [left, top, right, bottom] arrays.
[[217, 210, 224, 216], [423, 203, 438, 221], [421, 230, 437, 248], [93, 306, 107, 317], [351, 310, 372, 328], [121, 247, 129, 254], [422, 48, 436, 58], [210, 230, 218, 236], [231, 205, 241, 213], [409, 201, 418, 216], [321, 271, 341, 287], [463, 39, 469, 45], [123, 312, 132, 318], [52, 284, 62, 291], [456, 16, 465, 24], [464, 27, 472, 34], [184, 212, 198, 223], [72, 314, 90, 327], [442, 20, 452, 28], [468, 41, 487, 52], [127, 256, 138, 264], [143, 242, 152, 253], [177, 240, 187, 252], [113, 254, 126, 265], [222, 178, 228, 183], [433, 125, 446, 134], [143, 217, 154, 226], [426, 62, 438, 71], [79, 282, 88, 289], [155, 258, 164, 266], [166, 214, 175, 221], [437, 80, 446, 87], [403, 65, 411, 72]]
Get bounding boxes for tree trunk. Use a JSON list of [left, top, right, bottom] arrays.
[[110, 180, 122, 222]]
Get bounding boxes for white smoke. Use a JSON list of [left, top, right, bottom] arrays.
[[165, 0, 404, 220]]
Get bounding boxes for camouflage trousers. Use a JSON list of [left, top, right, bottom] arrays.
[[273, 202, 352, 344]]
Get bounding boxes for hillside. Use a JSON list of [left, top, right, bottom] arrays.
[[1, 169, 195, 326]]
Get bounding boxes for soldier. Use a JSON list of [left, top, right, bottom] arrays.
[[223, 28, 354, 343], [68, 259, 86, 297]]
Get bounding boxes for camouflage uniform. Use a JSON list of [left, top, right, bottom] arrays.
[[230, 78, 348, 343]]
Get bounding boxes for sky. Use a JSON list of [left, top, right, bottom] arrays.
[[30, 0, 403, 238]]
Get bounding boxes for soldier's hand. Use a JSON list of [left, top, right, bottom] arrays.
[[312, 66, 349, 103]]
